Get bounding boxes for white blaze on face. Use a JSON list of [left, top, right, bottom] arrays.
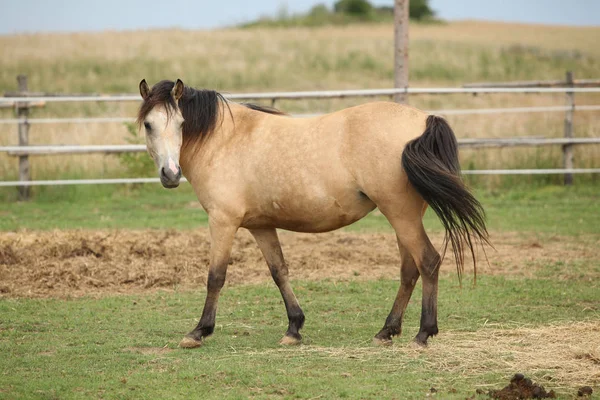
[[168, 158, 179, 175], [142, 104, 184, 177]]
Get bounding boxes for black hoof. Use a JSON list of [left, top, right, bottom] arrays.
[[375, 325, 400, 341], [414, 326, 438, 346], [414, 335, 428, 347], [284, 330, 302, 341]]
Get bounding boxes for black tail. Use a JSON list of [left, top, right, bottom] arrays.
[[401, 115, 490, 281]]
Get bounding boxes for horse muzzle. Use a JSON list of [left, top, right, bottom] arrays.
[[160, 165, 182, 188]]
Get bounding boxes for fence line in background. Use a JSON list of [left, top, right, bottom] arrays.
[[0, 117, 134, 125], [463, 78, 600, 88], [1, 105, 599, 125], [462, 169, 600, 175], [434, 104, 600, 115], [2, 168, 600, 188], [0, 177, 177, 187], [458, 138, 600, 147], [2, 87, 600, 106], [2, 144, 146, 155], [2, 138, 600, 156], [2, 73, 599, 196]]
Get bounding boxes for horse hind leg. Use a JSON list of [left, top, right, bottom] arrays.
[[379, 208, 441, 346], [374, 238, 420, 345], [413, 236, 442, 346]]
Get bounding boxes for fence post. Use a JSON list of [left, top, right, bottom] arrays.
[[563, 71, 574, 185], [16, 75, 31, 200], [393, 0, 409, 104]]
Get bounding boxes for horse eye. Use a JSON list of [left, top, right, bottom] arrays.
[[143, 122, 151, 131]]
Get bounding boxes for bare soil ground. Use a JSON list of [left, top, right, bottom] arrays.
[[0, 229, 598, 298]]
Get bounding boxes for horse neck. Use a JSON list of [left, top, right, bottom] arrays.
[[179, 102, 249, 177]]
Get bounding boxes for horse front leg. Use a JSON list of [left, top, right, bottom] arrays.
[[180, 217, 238, 348], [250, 228, 305, 345]]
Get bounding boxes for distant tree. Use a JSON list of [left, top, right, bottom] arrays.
[[376, 6, 394, 15], [242, 0, 437, 28], [334, 0, 373, 17], [410, 0, 435, 20], [308, 3, 330, 18], [371, 1, 437, 21]]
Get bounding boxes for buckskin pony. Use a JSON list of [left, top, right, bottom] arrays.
[[137, 79, 489, 349]]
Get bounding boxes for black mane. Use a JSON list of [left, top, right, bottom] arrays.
[[137, 80, 286, 145], [240, 102, 286, 116]]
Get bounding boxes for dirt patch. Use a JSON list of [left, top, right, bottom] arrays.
[[0, 229, 598, 298], [123, 346, 174, 355], [485, 374, 556, 399]]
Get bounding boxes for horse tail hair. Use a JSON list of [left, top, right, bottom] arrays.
[[401, 115, 490, 282]]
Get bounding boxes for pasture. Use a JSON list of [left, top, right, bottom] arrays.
[[1, 19, 600, 399], [1, 185, 599, 398]]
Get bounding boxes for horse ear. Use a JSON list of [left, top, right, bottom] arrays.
[[172, 79, 184, 102], [139, 79, 150, 100]]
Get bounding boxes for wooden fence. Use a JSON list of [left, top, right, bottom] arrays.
[[463, 72, 600, 185], [1, 73, 599, 198]]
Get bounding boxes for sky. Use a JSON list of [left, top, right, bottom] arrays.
[[0, 0, 599, 35]]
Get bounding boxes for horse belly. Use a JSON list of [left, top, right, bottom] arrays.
[[243, 191, 376, 233]]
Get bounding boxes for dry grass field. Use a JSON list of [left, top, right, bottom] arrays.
[[1, 21, 599, 184]]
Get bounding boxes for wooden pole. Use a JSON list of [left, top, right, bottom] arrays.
[[16, 75, 31, 200], [563, 71, 575, 186], [394, 0, 409, 103]]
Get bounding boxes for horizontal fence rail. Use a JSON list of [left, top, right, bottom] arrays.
[[462, 169, 600, 175], [1, 145, 147, 155], [458, 137, 600, 147], [433, 105, 600, 115], [2, 169, 600, 187], [0, 178, 181, 187], [2, 87, 600, 105], [2, 138, 600, 156], [464, 78, 600, 88], [1, 105, 599, 125], [0, 117, 134, 125]]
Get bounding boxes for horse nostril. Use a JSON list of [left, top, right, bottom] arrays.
[[160, 166, 181, 183]]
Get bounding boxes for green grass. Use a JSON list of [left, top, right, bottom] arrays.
[[1, 184, 598, 235], [1, 182, 598, 398], [1, 275, 598, 399], [0, 184, 203, 231]]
